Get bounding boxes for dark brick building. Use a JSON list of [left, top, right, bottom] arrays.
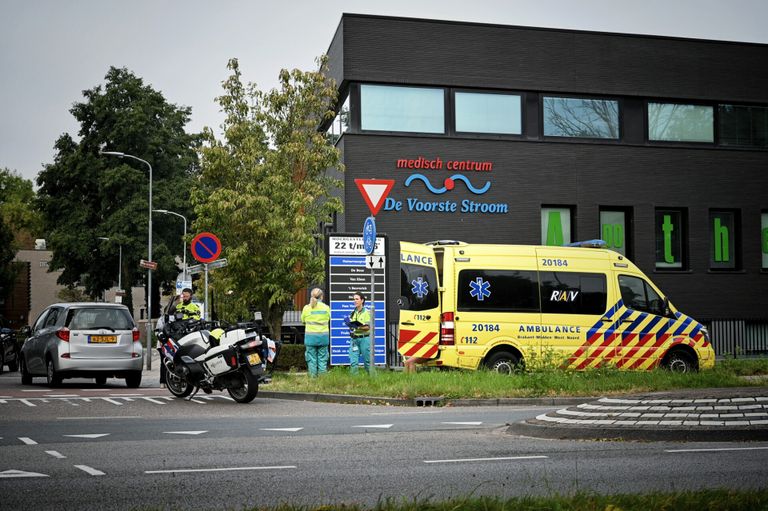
[[323, 14, 768, 356]]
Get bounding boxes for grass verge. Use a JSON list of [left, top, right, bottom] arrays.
[[266, 358, 768, 399]]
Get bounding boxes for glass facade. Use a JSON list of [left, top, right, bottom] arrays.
[[360, 84, 444, 133], [762, 212, 768, 270], [655, 209, 686, 270], [543, 97, 619, 139], [709, 210, 739, 270], [719, 104, 768, 148], [599, 209, 630, 257], [541, 207, 572, 246], [455, 92, 521, 134], [648, 102, 714, 142]]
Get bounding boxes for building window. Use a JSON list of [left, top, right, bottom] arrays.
[[457, 270, 539, 312], [648, 102, 714, 143], [360, 84, 444, 133], [719, 104, 768, 148], [599, 208, 632, 258], [762, 211, 768, 270], [709, 210, 740, 270], [455, 91, 521, 135], [326, 95, 350, 145], [541, 207, 573, 246], [539, 272, 607, 315], [542, 96, 619, 139], [655, 208, 687, 270]]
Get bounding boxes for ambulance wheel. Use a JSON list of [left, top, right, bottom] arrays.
[[485, 352, 522, 374], [663, 350, 697, 373]]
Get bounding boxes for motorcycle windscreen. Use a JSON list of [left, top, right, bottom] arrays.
[[397, 242, 441, 360]]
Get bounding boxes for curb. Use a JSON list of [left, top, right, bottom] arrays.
[[507, 420, 768, 442], [257, 391, 593, 408]]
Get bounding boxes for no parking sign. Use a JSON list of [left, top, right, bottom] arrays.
[[190, 232, 222, 263]]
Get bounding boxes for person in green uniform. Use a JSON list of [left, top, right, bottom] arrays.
[[346, 292, 371, 374], [300, 288, 331, 377]]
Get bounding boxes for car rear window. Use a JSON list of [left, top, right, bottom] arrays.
[[66, 308, 135, 330]]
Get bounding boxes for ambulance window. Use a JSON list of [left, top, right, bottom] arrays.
[[400, 264, 439, 311], [457, 270, 540, 312], [619, 275, 665, 316], [540, 272, 607, 315]]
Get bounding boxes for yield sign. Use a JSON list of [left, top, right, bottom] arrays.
[[354, 179, 395, 216]]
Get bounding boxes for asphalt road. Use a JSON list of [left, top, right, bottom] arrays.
[[1, 373, 767, 510]]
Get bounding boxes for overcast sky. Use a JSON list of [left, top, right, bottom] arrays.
[[2, 0, 767, 184]]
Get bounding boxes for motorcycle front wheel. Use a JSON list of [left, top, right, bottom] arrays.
[[227, 368, 259, 404], [165, 361, 194, 398]]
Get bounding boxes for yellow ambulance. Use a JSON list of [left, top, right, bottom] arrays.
[[397, 240, 715, 373]]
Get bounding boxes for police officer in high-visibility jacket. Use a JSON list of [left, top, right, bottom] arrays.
[[300, 288, 331, 377], [175, 288, 201, 321], [346, 292, 371, 374]]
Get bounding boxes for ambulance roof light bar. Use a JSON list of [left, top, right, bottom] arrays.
[[565, 239, 608, 248]]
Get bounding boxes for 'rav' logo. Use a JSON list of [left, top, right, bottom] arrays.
[[550, 290, 579, 302]]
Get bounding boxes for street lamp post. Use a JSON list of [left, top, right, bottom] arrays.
[[97, 236, 123, 291], [100, 151, 153, 370], [152, 209, 188, 281]]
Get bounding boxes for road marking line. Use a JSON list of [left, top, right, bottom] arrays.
[[260, 428, 304, 432], [0, 469, 49, 478], [58, 416, 142, 420], [665, 446, 768, 453], [18, 437, 38, 445], [442, 421, 483, 426], [164, 431, 208, 435], [145, 466, 296, 474], [424, 455, 548, 464], [371, 411, 442, 416], [45, 450, 66, 459], [110, 394, 143, 397], [142, 397, 167, 405], [21, 389, 49, 392], [352, 424, 393, 429], [74, 465, 105, 476], [19, 399, 37, 407], [102, 398, 124, 406], [64, 434, 110, 439]]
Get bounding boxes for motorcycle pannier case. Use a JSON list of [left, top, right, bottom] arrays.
[[203, 345, 238, 375]]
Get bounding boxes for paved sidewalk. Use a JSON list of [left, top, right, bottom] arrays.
[[507, 387, 768, 441]]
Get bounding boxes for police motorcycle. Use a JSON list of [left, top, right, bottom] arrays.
[[156, 312, 278, 404]]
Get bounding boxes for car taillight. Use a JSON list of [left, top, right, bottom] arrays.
[[440, 312, 455, 346], [132, 328, 140, 342], [56, 328, 70, 342]]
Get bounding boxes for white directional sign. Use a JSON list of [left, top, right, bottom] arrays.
[[366, 255, 385, 269]]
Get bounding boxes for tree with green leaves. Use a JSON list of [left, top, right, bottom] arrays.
[[36, 67, 199, 316], [193, 57, 343, 337], [0, 168, 42, 301]]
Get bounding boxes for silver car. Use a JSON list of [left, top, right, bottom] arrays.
[[19, 303, 143, 387]]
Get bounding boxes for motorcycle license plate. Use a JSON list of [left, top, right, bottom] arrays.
[[247, 353, 262, 366], [89, 335, 117, 344]]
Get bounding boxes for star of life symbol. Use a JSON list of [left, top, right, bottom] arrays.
[[411, 277, 429, 299], [469, 277, 491, 301]]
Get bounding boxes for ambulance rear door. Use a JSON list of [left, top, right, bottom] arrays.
[[397, 242, 441, 361]]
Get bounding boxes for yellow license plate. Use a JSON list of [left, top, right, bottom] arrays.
[[247, 353, 261, 365], [90, 335, 117, 344]]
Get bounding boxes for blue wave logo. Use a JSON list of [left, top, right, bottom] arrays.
[[404, 174, 491, 195]]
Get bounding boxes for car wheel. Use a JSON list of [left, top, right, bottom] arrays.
[[484, 351, 522, 375], [46, 358, 62, 387], [20, 356, 32, 385], [125, 371, 142, 388], [95, 376, 107, 386], [7, 350, 18, 372], [663, 350, 697, 373]]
